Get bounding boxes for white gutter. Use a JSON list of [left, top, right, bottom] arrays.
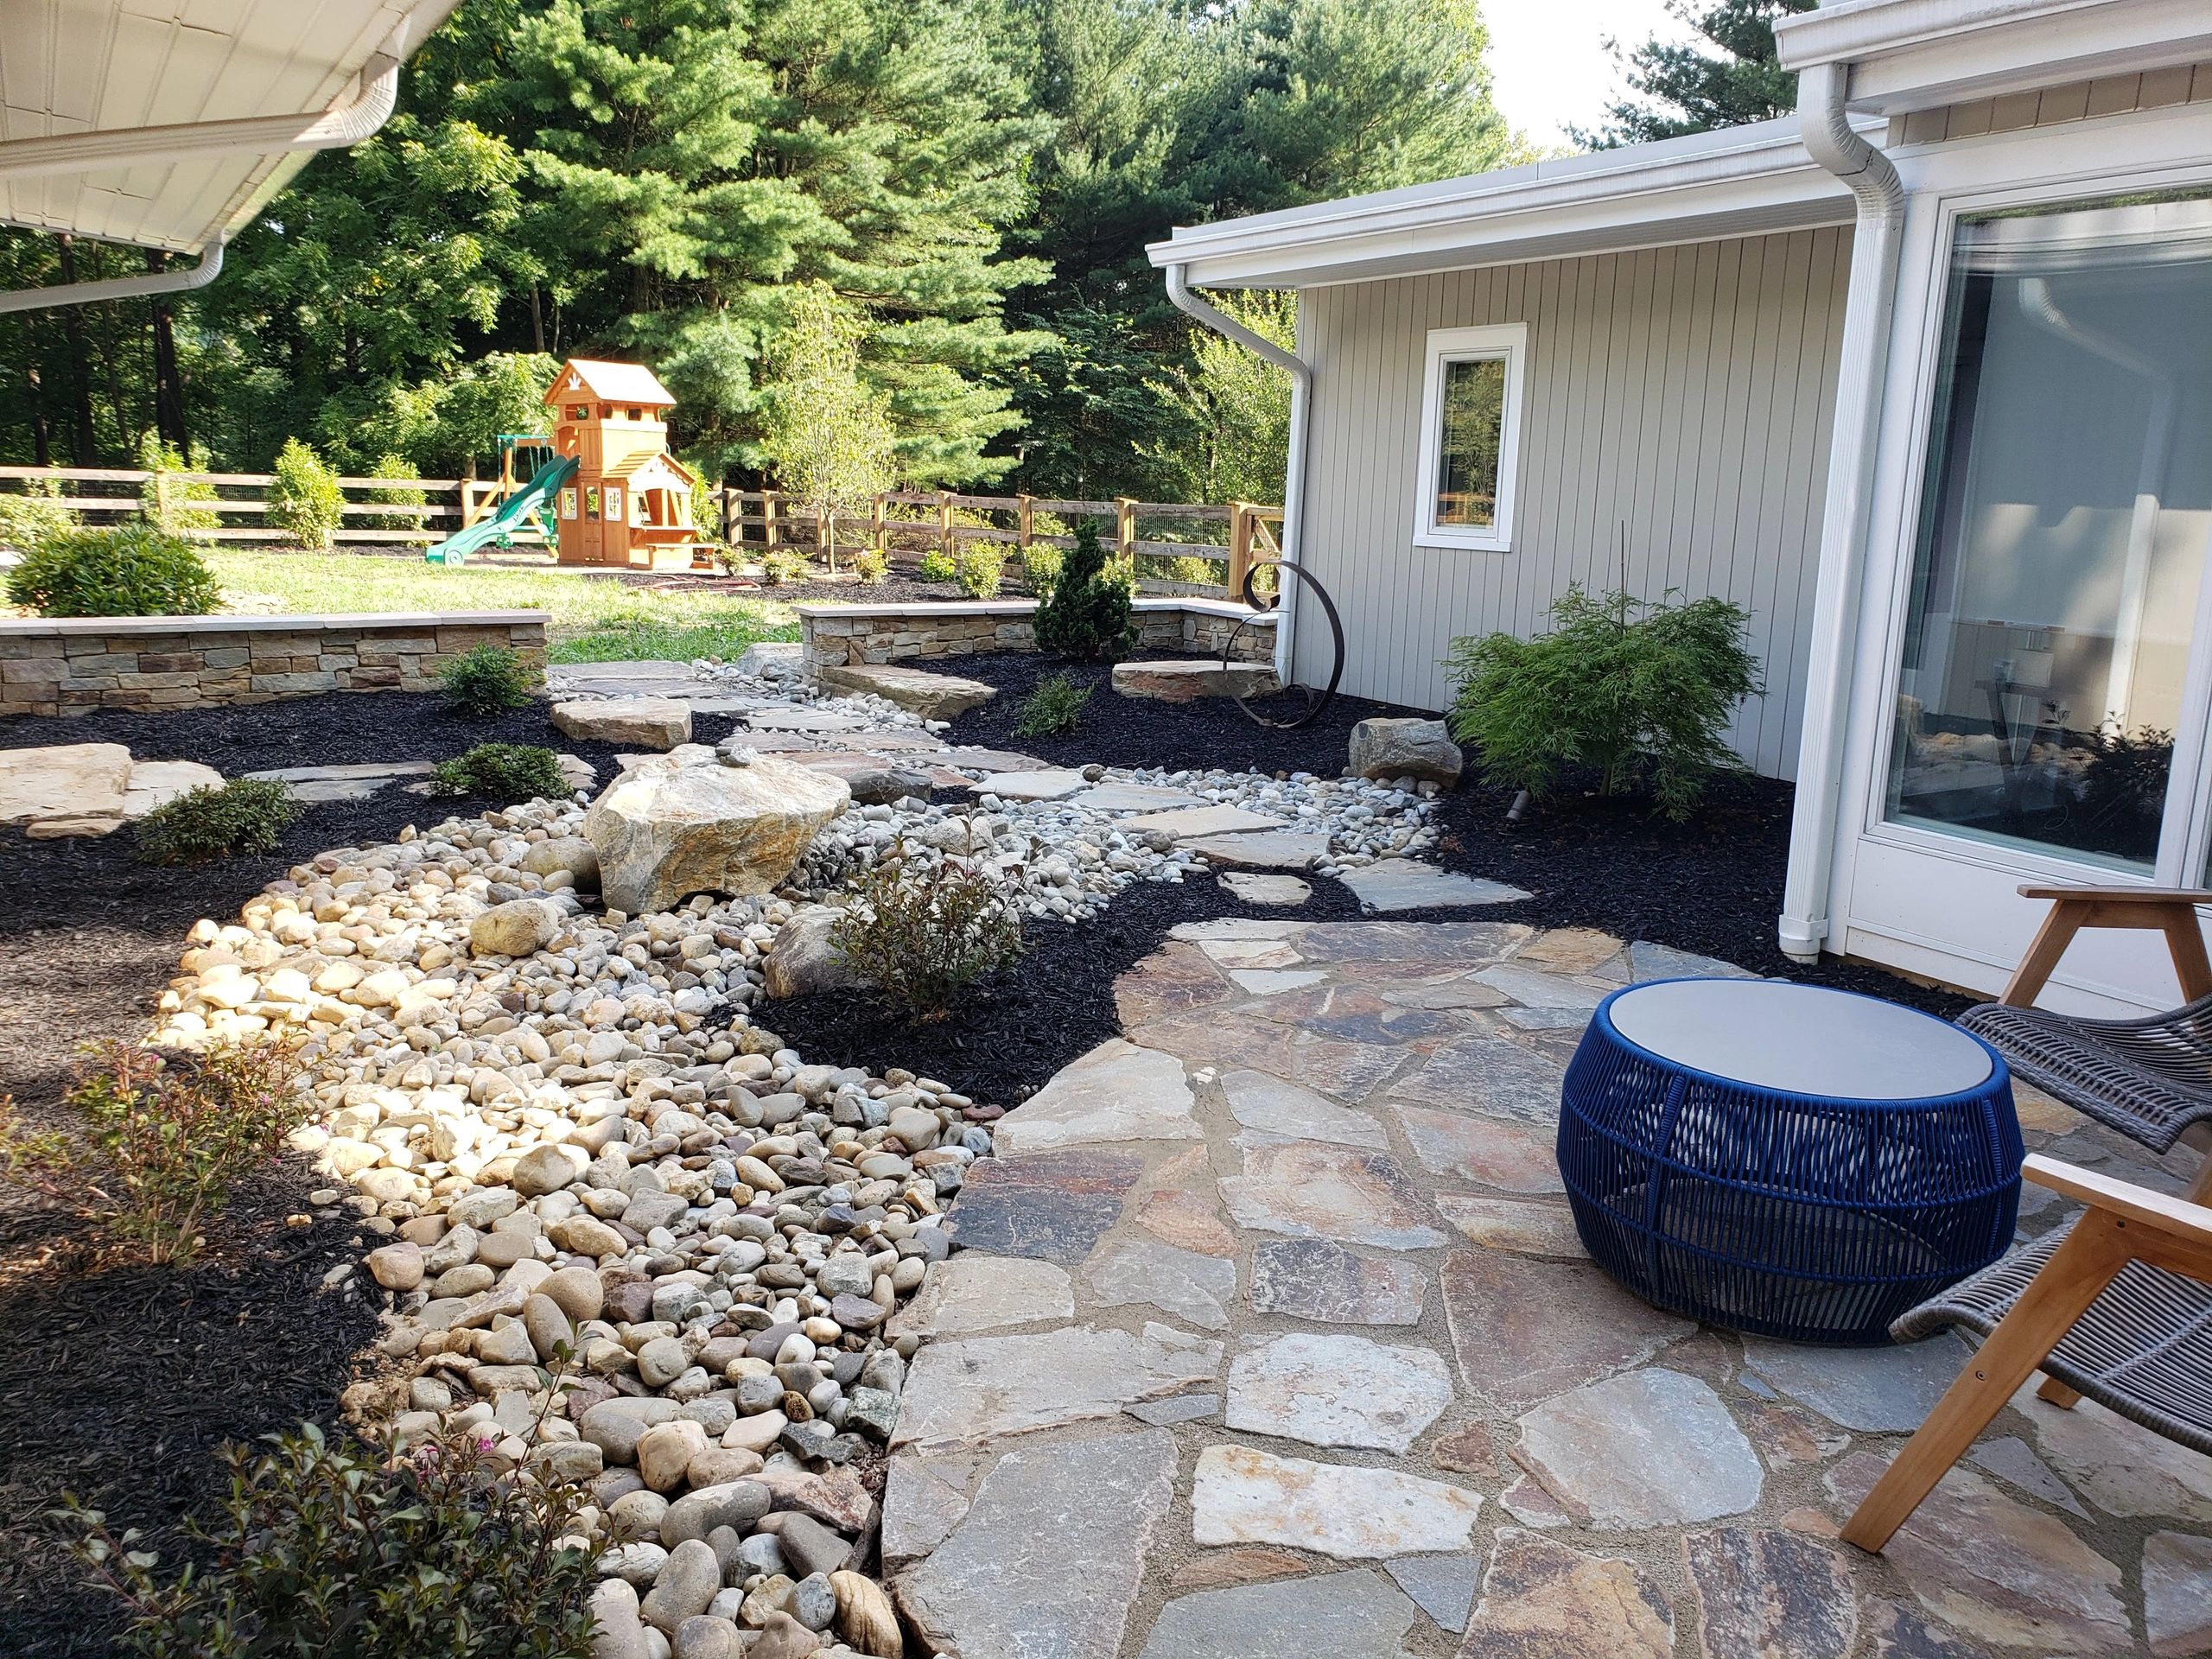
[[0, 239, 225, 315], [1778, 60, 1908, 964], [1165, 264, 1310, 689]]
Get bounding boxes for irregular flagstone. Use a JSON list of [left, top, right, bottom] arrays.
[[1824, 1452, 2128, 1652], [1964, 1435, 2089, 1518], [1247, 1238, 1427, 1326], [1225, 1332, 1453, 1452], [1294, 920, 1532, 963], [1384, 1554, 1478, 1635], [990, 1038, 1200, 1155], [1629, 940, 1762, 981], [1084, 1236, 1237, 1331], [895, 1428, 1176, 1659], [1241, 982, 1468, 1047], [1129, 1392, 1219, 1425], [1135, 1185, 1240, 1257], [893, 1324, 1222, 1449], [1459, 1531, 1675, 1659], [1683, 1527, 1857, 1659], [974, 766, 1087, 801], [1139, 1568, 1419, 1659], [1230, 969, 1329, 994], [1738, 1334, 1970, 1433], [944, 1146, 1145, 1264], [1501, 1007, 1592, 1032], [887, 1255, 1074, 1339], [1340, 860, 1531, 912], [1220, 1136, 1446, 1250], [1435, 1194, 1587, 1258], [1183, 830, 1333, 870], [1515, 927, 1624, 974], [1169, 918, 1307, 942], [936, 744, 1052, 772], [1191, 1444, 1482, 1559], [1197, 937, 1302, 969], [1065, 782, 1205, 812], [0, 741, 131, 825], [880, 1452, 979, 1567], [1122, 803, 1287, 839], [1372, 973, 1512, 1011], [814, 660, 995, 719], [1499, 1472, 1578, 1530], [2144, 1531, 2212, 1658], [1441, 1249, 1691, 1411], [1167, 1545, 1313, 1592], [1220, 1069, 1378, 1145], [1116, 943, 1236, 1027], [1865, 1602, 1993, 1659], [241, 758, 439, 801], [1134, 1008, 1408, 1099], [1392, 1106, 1564, 1193], [1388, 1035, 1567, 1123], [2012, 1383, 2212, 1522], [1220, 872, 1313, 906], [1470, 965, 1606, 1010], [1514, 1368, 1763, 1527]]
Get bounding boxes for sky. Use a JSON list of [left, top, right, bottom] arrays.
[[1483, 0, 1700, 150]]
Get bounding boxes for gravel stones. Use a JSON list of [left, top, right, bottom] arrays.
[[1514, 1368, 1763, 1527], [585, 747, 850, 911], [1225, 1333, 1452, 1452], [511, 1140, 588, 1197], [1190, 1444, 1481, 1558], [365, 1240, 424, 1290], [1138, 1567, 1418, 1659]]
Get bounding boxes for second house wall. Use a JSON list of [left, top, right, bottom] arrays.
[[1295, 226, 1852, 780]]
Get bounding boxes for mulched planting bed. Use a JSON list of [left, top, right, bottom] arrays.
[[619, 569, 1027, 607]]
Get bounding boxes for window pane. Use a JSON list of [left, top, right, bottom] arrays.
[[1435, 356, 1505, 527], [1886, 191, 2212, 870]]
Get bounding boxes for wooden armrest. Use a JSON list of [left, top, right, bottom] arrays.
[[2018, 884, 2212, 906], [2025, 1154, 2212, 1246]]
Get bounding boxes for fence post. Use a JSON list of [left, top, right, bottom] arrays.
[[1115, 496, 1137, 565], [871, 493, 887, 562], [763, 489, 779, 552], [721, 484, 735, 544], [822, 505, 836, 575], [1228, 500, 1255, 603], [1016, 493, 1033, 556], [938, 490, 956, 566]]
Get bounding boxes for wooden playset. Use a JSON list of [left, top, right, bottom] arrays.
[[544, 359, 701, 569]]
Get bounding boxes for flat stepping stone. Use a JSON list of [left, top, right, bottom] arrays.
[[938, 745, 1052, 772], [1065, 783, 1205, 812], [122, 759, 224, 817], [974, 767, 1086, 802], [547, 658, 697, 690], [817, 660, 995, 719], [1247, 1238, 1427, 1326], [244, 759, 440, 801], [1218, 1138, 1445, 1251], [1339, 858, 1530, 912], [1739, 1332, 1969, 1432], [1389, 1034, 1567, 1123], [1139, 1568, 1418, 1659], [1441, 1249, 1692, 1412], [1221, 1070, 1376, 1146], [1, 741, 131, 828], [1515, 1368, 1764, 1527], [1113, 658, 1281, 701], [1225, 1332, 1452, 1452], [1084, 1237, 1237, 1331], [1220, 873, 1311, 906], [1184, 830, 1331, 870], [991, 1039, 1201, 1156], [1122, 803, 1286, 840], [1384, 1555, 1478, 1636], [1460, 1533, 1675, 1659], [1390, 1103, 1562, 1193], [1435, 1194, 1587, 1259], [743, 706, 875, 733], [888, 1256, 1074, 1340], [946, 1147, 1145, 1265], [893, 1324, 1222, 1449], [1191, 1444, 1481, 1558], [1686, 1528, 1857, 1659], [550, 696, 691, 748], [1629, 939, 1761, 980]]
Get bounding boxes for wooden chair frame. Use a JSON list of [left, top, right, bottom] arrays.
[[1999, 884, 2212, 1011], [1842, 1154, 2212, 1552]]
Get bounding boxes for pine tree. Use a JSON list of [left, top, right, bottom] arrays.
[[1582, 0, 1817, 148]]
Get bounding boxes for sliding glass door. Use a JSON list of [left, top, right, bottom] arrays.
[[1885, 189, 2212, 876]]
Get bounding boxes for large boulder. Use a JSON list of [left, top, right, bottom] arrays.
[[1348, 716, 1463, 786], [586, 750, 849, 914], [815, 661, 995, 720], [551, 697, 692, 749], [762, 905, 859, 999]]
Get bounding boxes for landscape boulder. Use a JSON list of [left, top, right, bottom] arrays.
[[815, 661, 995, 720], [1347, 716, 1463, 786], [585, 750, 849, 914], [1111, 659, 1280, 702], [522, 834, 601, 888], [762, 905, 859, 999], [551, 697, 693, 749], [470, 898, 564, 957]]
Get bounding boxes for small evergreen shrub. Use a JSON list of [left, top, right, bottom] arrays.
[[73, 1420, 597, 1659], [1015, 671, 1091, 737], [852, 546, 889, 583], [0, 480, 76, 556], [1446, 582, 1762, 822], [267, 438, 345, 551], [137, 434, 219, 537], [956, 544, 1006, 599], [916, 547, 957, 583], [759, 548, 810, 585], [5, 1040, 310, 1264], [832, 833, 1024, 1020], [135, 779, 301, 865], [1020, 540, 1062, 596], [439, 643, 537, 716], [1033, 518, 1133, 661], [365, 453, 429, 533], [431, 742, 570, 802], [6, 524, 220, 617]]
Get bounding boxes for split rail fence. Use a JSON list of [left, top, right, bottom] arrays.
[[0, 464, 461, 543]]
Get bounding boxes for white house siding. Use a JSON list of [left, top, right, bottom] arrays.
[[1293, 226, 1853, 780]]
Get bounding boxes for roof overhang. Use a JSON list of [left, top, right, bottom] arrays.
[[1145, 116, 1870, 290], [0, 0, 459, 258], [1774, 0, 2212, 116]]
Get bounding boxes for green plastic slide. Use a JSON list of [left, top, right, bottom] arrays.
[[423, 454, 579, 566]]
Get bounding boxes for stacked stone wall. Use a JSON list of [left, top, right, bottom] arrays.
[[798, 599, 1274, 673]]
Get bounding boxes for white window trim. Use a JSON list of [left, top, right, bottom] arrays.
[[1411, 321, 1527, 552]]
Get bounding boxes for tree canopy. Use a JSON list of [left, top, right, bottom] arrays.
[[1582, 0, 1817, 148]]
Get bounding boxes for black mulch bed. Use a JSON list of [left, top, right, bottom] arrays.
[[618, 570, 1027, 608]]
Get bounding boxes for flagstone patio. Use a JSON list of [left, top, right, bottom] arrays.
[[880, 918, 2212, 1658]]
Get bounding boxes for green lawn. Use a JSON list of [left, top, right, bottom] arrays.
[[207, 550, 797, 664]]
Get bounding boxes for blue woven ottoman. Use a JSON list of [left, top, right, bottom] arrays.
[[1558, 977, 2021, 1345]]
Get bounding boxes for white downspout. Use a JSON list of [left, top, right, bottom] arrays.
[[1165, 264, 1310, 689], [0, 241, 225, 316], [1778, 61, 1907, 963]]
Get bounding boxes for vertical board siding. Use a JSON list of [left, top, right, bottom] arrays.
[[1294, 226, 1853, 780]]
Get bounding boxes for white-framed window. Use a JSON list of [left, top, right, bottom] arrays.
[[1411, 322, 1526, 551]]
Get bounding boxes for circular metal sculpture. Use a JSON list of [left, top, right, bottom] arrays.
[[1219, 561, 1345, 730], [1557, 977, 2022, 1344]]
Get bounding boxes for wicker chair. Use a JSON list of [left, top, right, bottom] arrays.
[[1843, 1154, 2212, 1550]]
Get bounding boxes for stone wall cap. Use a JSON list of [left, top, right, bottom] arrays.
[[791, 597, 1273, 624], [0, 610, 550, 638]]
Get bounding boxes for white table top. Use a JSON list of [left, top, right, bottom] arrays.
[[1606, 978, 1994, 1100]]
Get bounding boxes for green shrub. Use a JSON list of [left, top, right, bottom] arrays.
[[1446, 582, 1762, 822], [956, 544, 1006, 599], [0, 479, 77, 556], [1015, 671, 1091, 737], [1135, 552, 1223, 586], [1020, 539, 1062, 596], [832, 832, 1024, 1020], [365, 452, 429, 534], [16, 1040, 310, 1265], [6, 524, 220, 617], [852, 546, 889, 583], [916, 547, 957, 583], [135, 779, 301, 864], [431, 742, 570, 802], [439, 643, 537, 716], [73, 1419, 597, 1659], [267, 438, 345, 551], [137, 434, 219, 537], [759, 548, 811, 585], [1033, 518, 1133, 661]]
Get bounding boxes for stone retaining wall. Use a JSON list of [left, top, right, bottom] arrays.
[[0, 611, 549, 718], [797, 598, 1275, 672]]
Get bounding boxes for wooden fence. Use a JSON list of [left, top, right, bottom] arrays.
[[0, 464, 463, 543], [721, 489, 1283, 598]]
